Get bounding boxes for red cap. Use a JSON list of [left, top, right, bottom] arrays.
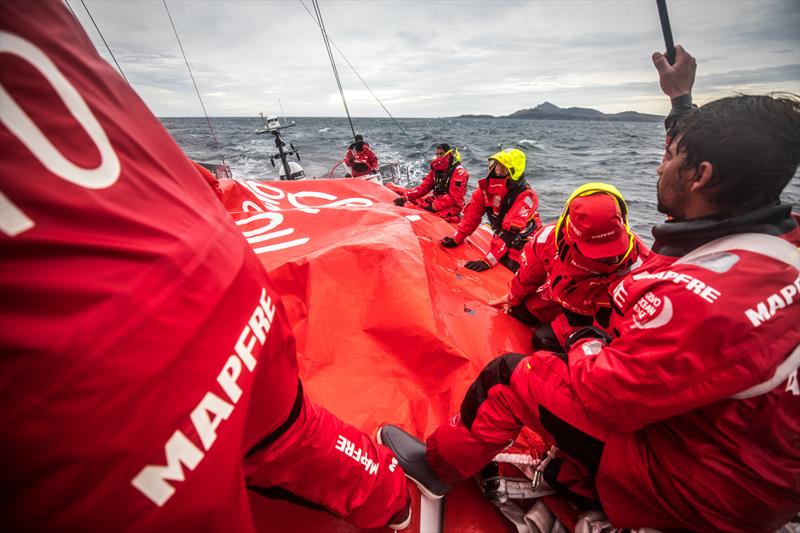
[[566, 193, 630, 259]]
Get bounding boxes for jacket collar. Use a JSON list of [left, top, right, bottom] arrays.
[[651, 204, 797, 257]]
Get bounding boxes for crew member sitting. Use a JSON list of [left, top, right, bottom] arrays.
[[377, 44, 800, 533], [344, 134, 378, 178], [393, 144, 469, 222], [440, 148, 541, 272], [491, 183, 648, 351]]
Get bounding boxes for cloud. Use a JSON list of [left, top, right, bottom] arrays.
[[66, 0, 800, 117]]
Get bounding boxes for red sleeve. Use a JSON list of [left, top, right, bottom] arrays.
[[508, 227, 551, 305], [405, 170, 435, 201], [567, 273, 772, 432], [502, 189, 538, 232], [488, 235, 508, 265], [431, 166, 468, 211], [454, 188, 485, 242], [344, 150, 354, 166]]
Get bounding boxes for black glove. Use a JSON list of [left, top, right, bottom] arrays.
[[440, 236, 458, 248], [565, 326, 613, 350], [393, 196, 406, 207], [464, 260, 491, 272], [532, 324, 567, 355], [423, 203, 436, 212]]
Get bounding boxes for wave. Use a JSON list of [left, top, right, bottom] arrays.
[[519, 138, 546, 152], [318, 128, 330, 133]]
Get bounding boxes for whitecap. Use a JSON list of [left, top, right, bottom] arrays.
[[318, 128, 331, 133]]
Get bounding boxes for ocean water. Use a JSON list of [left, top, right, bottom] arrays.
[[162, 116, 800, 245]]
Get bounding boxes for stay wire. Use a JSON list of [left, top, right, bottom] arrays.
[[311, 0, 357, 142], [162, 0, 226, 166], [75, 0, 130, 86], [64, 0, 80, 24], [298, 0, 415, 146]]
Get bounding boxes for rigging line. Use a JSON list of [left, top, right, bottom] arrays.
[[64, 0, 80, 22], [298, 0, 415, 146], [162, 0, 226, 165], [311, 0, 357, 142], [77, 0, 131, 86]]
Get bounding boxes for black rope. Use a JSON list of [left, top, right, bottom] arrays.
[[162, 0, 226, 166], [311, 0, 357, 143], [77, 0, 130, 86], [64, 0, 80, 23], [298, 0, 415, 146]]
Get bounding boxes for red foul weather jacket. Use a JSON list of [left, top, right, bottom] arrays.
[[455, 177, 542, 266], [0, 3, 407, 531], [344, 143, 378, 177], [568, 207, 800, 532], [405, 164, 469, 221], [509, 223, 648, 321]]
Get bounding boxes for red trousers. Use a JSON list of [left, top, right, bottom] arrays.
[[244, 392, 409, 529], [427, 352, 608, 499]]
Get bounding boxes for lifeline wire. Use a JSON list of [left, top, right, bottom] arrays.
[[162, 0, 226, 165], [76, 0, 130, 86], [298, 0, 416, 146], [311, 0, 357, 142]]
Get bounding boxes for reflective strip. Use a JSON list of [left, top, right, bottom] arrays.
[[675, 233, 799, 269], [485, 253, 498, 266], [536, 225, 555, 244], [731, 344, 800, 399]]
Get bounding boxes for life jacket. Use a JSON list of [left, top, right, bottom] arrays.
[[348, 143, 373, 173], [545, 183, 642, 315], [433, 164, 459, 195], [547, 237, 642, 315], [430, 149, 462, 196], [485, 177, 537, 250]]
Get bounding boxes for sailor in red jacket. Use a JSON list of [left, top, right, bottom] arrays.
[[393, 144, 469, 222], [0, 3, 410, 531], [441, 148, 542, 272], [491, 183, 648, 351], [379, 45, 800, 532], [344, 134, 379, 177]]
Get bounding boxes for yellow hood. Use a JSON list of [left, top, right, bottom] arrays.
[[488, 148, 526, 180]]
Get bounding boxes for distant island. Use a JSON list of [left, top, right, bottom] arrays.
[[456, 102, 662, 123]]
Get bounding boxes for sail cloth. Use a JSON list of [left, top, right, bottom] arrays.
[[219, 177, 533, 439]]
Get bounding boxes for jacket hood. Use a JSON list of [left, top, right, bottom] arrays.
[[488, 148, 526, 181]]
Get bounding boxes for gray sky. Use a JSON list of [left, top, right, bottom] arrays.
[[68, 0, 800, 118]]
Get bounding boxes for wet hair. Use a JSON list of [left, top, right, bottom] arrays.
[[354, 134, 364, 142], [436, 143, 451, 153], [670, 93, 800, 213]]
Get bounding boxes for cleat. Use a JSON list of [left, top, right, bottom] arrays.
[[377, 424, 449, 500]]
